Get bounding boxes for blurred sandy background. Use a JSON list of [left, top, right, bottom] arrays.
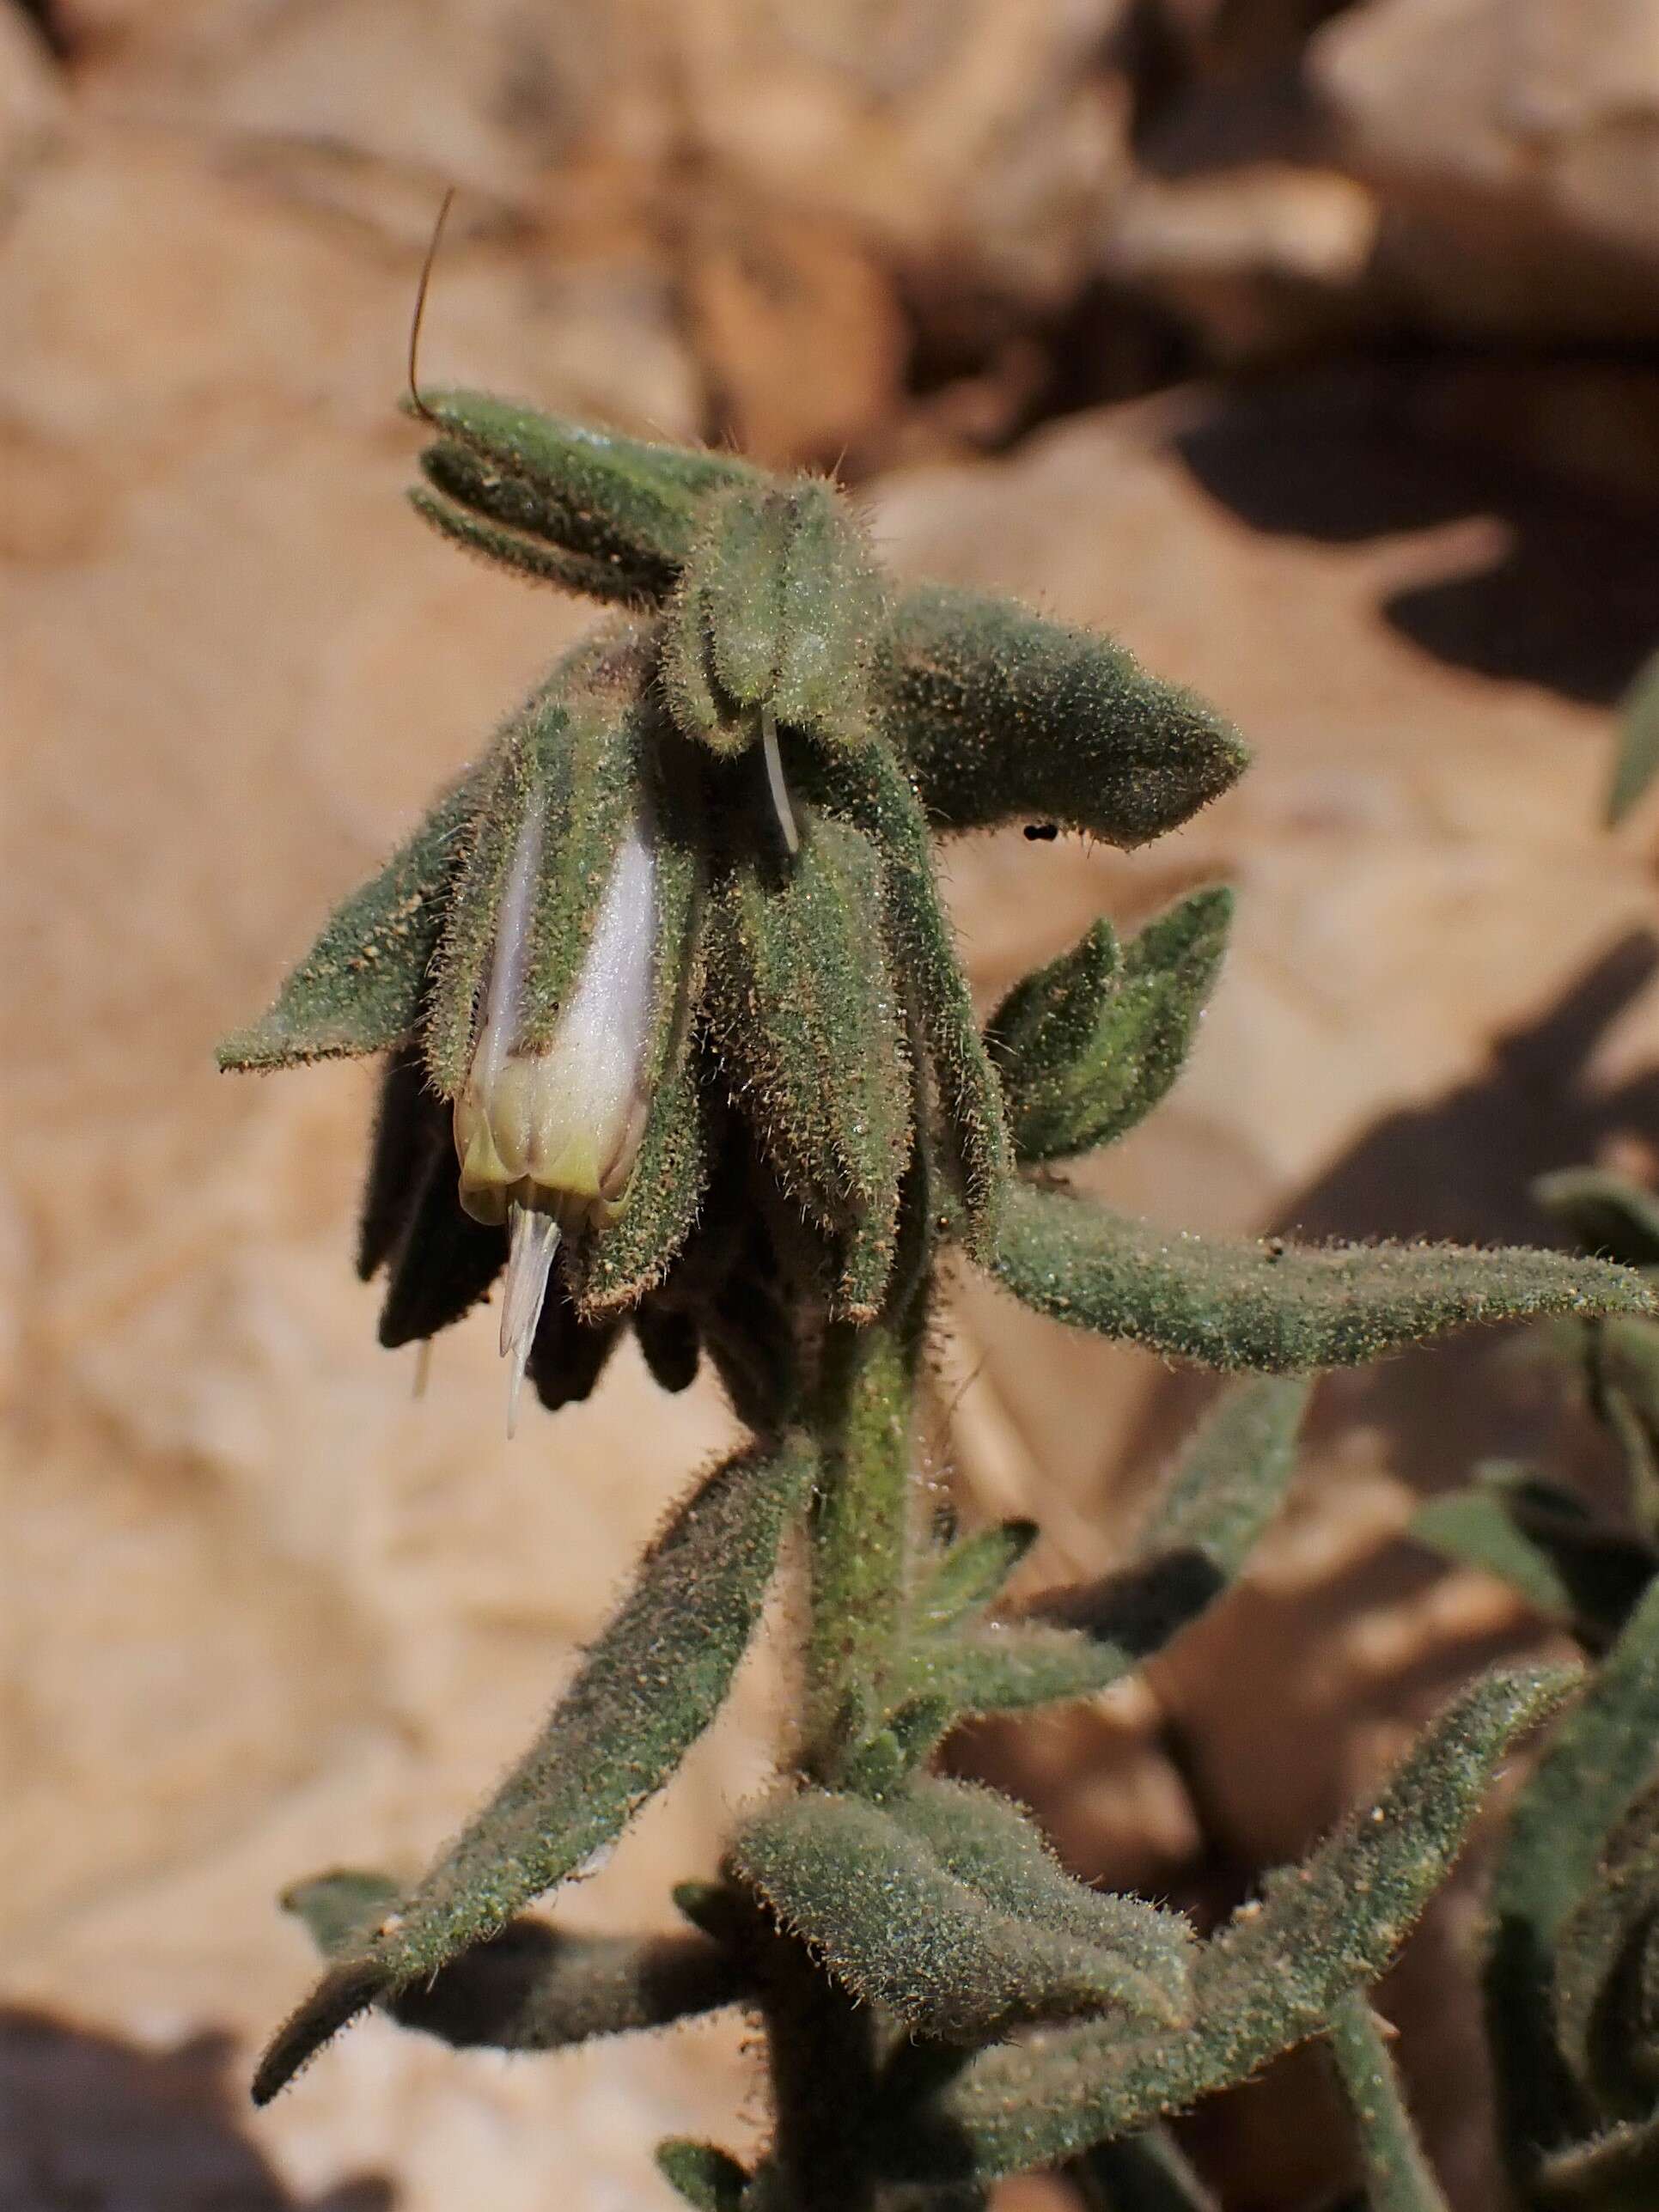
[[6, 3, 1659, 2206]]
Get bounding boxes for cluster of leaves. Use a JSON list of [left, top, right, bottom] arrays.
[[1412, 1169, 1659, 2209], [223, 382, 1659, 2209]]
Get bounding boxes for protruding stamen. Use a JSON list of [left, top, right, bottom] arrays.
[[502, 1201, 562, 1437], [760, 704, 800, 856]]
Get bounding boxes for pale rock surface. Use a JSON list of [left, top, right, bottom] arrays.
[[1311, 0, 1659, 337]]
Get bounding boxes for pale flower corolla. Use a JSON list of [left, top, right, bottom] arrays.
[[454, 790, 658, 1430]]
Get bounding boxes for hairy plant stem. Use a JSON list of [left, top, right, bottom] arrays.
[[760, 1919, 882, 2212], [804, 1318, 916, 1778]]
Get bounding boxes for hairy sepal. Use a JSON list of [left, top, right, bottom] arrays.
[[408, 390, 756, 603], [705, 816, 912, 1319], [663, 479, 882, 756], [801, 739, 1012, 1257]]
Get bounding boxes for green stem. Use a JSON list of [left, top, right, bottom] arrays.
[[804, 1318, 916, 1780], [763, 1925, 881, 2212], [1327, 1992, 1452, 2212]]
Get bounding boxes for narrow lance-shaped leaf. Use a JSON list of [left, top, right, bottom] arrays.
[[874, 582, 1248, 847], [869, 1665, 1577, 2184], [217, 771, 476, 1070], [987, 891, 1232, 1166], [889, 1779, 1191, 1984], [253, 1431, 815, 2104], [1135, 1372, 1308, 1570], [991, 1180, 1654, 1374], [727, 1788, 1192, 2042], [1488, 1577, 1659, 2166], [897, 1378, 1308, 1726], [1325, 1994, 1453, 2212], [410, 390, 757, 604], [1410, 1465, 1655, 1649], [282, 1870, 746, 2054]]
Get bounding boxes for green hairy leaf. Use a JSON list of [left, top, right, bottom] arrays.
[[888, 1780, 1190, 1983], [1135, 1372, 1308, 1569], [908, 1520, 1039, 1636], [727, 1788, 1192, 2040], [1326, 1994, 1452, 2212], [1411, 1465, 1654, 1648], [253, 1432, 814, 2103], [991, 1181, 1655, 1373], [1592, 1316, 1659, 1541], [410, 390, 755, 603], [217, 771, 474, 1070], [987, 891, 1233, 1165], [284, 1870, 744, 2052], [869, 1664, 1576, 2182], [1488, 1578, 1659, 2163], [1607, 646, 1659, 828], [874, 582, 1248, 848], [899, 1377, 1308, 1729], [283, 1870, 400, 1955]]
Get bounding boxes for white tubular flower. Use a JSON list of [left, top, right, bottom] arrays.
[[454, 793, 659, 1431]]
